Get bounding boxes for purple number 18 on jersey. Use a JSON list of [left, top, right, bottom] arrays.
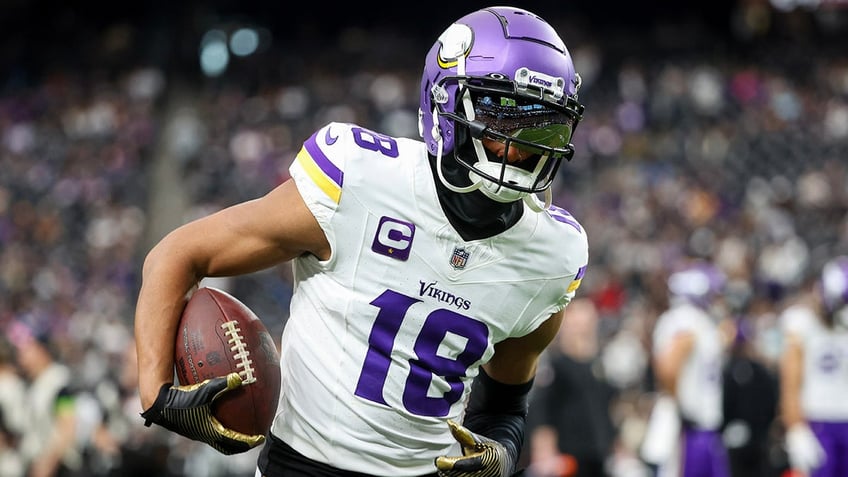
[[354, 289, 489, 417]]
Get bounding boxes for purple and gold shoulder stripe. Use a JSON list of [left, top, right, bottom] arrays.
[[566, 265, 587, 293], [296, 129, 344, 203]]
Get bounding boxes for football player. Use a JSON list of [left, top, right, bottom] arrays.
[[643, 261, 732, 477], [780, 256, 848, 477], [135, 6, 588, 477]]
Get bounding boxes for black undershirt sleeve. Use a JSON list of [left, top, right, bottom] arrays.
[[463, 368, 534, 470]]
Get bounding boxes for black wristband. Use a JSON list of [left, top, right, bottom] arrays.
[[464, 369, 533, 469], [467, 368, 533, 416]]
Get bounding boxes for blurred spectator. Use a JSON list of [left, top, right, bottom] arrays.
[[84, 338, 176, 477], [528, 298, 617, 477], [721, 317, 781, 477], [0, 336, 25, 477], [10, 322, 83, 477]]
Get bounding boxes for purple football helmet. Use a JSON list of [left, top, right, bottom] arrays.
[[667, 261, 726, 309], [821, 256, 848, 313], [418, 6, 584, 211]]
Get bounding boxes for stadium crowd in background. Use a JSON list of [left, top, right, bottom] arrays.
[[0, 2, 847, 476]]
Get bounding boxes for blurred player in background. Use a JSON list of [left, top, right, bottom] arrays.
[[780, 256, 848, 477], [134, 5, 588, 477], [641, 261, 732, 477]]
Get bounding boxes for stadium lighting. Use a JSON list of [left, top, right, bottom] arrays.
[[200, 29, 230, 77], [230, 28, 260, 57]]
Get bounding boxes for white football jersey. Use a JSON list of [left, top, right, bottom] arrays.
[[782, 304, 848, 421], [652, 301, 724, 430], [271, 122, 588, 475]]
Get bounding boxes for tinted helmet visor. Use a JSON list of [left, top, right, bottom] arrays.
[[472, 92, 575, 158]]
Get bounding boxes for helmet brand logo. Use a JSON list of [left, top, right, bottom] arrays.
[[450, 247, 470, 270], [371, 216, 416, 261], [529, 75, 553, 88], [514, 67, 564, 99]]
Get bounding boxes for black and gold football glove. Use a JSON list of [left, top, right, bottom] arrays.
[[141, 372, 265, 455], [435, 419, 514, 477]]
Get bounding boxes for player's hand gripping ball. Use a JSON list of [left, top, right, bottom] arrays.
[[141, 287, 280, 454], [173, 287, 281, 437]]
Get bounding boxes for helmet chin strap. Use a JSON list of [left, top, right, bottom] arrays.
[[434, 127, 482, 194], [524, 154, 553, 212], [471, 165, 550, 213], [435, 130, 551, 213], [433, 90, 484, 194], [526, 188, 551, 213], [459, 87, 552, 213], [433, 87, 552, 213]]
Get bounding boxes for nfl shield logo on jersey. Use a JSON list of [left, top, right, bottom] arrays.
[[450, 247, 470, 270]]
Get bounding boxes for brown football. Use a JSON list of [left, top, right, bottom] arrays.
[[174, 286, 281, 437]]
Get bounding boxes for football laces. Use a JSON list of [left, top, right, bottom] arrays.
[[221, 320, 257, 384]]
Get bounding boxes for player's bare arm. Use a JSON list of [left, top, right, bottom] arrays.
[[484, 308, 566, 384], [135, 179, 328, 409], [653, 332, 695, 396], [779, 333, 805, 428]]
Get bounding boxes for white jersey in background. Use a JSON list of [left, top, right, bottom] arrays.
[[652, 301, 724, 430], [781, 304, 848, 421], [271, 122, 588, 476]]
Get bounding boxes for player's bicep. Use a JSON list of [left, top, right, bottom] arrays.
[[653, 331, 695, 391], [163, 179, 329, 277], [779, 333, 806, 425], [780, 333, 804, 394], [484, 309, 565, 385]]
